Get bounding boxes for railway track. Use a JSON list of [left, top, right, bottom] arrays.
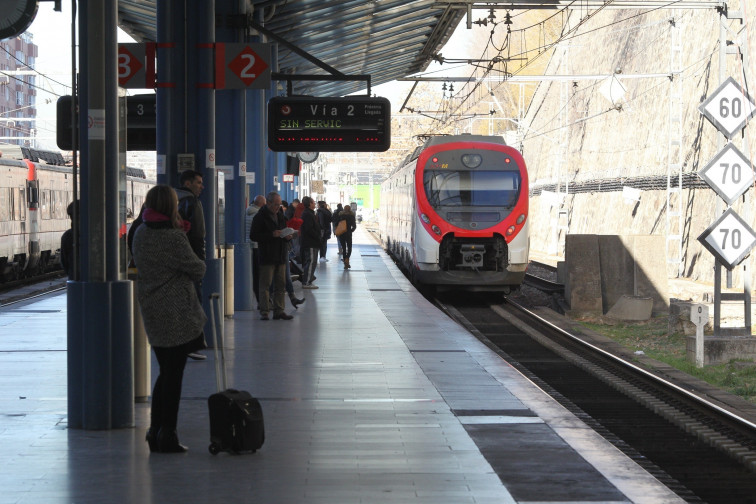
[[436, 293, 756, 504], [0, 273, 67, 306]]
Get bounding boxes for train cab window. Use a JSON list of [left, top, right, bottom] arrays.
[[424, 170, 521, 208]]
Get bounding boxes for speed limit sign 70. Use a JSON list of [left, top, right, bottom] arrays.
[[698, 208, 756, 270], [698, 77, 756, 139], [698, 143, 755, 205]]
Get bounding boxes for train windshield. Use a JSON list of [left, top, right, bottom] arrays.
[[423, 170, 521, 208]]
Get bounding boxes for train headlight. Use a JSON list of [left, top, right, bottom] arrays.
[[461, 154, 483, 168], [421, 213, 431, 224], [431, 224, 441, 235], [516, 214, 526, 225], [506, 225, 516, 236]]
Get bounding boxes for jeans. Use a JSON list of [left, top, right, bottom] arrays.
[[339, 233, 353, 259]]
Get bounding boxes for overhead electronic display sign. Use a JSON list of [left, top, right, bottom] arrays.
[[268, 96, 391, 152]]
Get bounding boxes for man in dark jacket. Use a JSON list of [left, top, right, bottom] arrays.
[[175, 170, 206, 261], [250, 191, 294, 320], [60, 200, 79, 278], [175, 169, 207, 359], [316, 201, 332, 262], [299, 196, 321, 289]]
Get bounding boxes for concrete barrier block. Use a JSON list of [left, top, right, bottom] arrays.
[[686, 335, 756, 365], [598, 235, 635, 314], [630, 235, 670, 315], [565, 234, 602, 312], [605, 294, 653, 321]]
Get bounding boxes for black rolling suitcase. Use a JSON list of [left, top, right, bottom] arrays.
[[207, 293, 265, 455]]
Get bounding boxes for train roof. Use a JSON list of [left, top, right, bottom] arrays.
[[394, 134, 508, 173], [421, 134, 507, 149], [0, 143, 67, 166]]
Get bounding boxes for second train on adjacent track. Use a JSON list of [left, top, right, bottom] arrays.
[[379, 135, 529, 292], [0, 156, 151, 281]]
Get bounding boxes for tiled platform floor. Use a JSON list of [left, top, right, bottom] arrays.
[[0, 228, 683, 503]]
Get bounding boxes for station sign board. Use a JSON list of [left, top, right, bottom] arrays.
[[56, 94, 156, 151], [697, 208, 756, 270], [215, 43, 271, 89], [118, 43, 155, 89], [698, 143, 755, 206], [698, 76, 756, 139], [268, 96, 391, 152]]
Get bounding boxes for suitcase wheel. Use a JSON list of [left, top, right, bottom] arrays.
[[209, 443, 221, 455]]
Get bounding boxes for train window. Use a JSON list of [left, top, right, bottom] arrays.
[[0, 188, 9, 221], [16, 188, 25, 221], [41, 190, 50, 219], [424, 170, 521, 208]]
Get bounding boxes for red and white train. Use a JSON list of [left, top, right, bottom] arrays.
[[379, 135, 529, 292], [0, 155, 151, 280]]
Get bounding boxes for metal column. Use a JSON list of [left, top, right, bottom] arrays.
[[216, 0, 253, 311]]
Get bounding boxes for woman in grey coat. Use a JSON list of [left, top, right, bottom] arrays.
[[132, 184, 207, 453]]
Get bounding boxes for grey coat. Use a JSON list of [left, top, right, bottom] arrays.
[[132, 224, 207, 348]]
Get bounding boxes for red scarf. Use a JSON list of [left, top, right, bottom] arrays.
[[142, 208, 192, 233]]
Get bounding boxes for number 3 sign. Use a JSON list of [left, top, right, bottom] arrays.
[[215, 43, 271, 90]]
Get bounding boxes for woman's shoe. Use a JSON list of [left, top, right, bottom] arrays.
[[157, 430, 188, 453], [146, 428, 159, 452], [290, 296, 305, 309]]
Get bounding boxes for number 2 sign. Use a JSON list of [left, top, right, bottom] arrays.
[[215, 43, 271, 90]]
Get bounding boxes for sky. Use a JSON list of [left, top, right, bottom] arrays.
[[27, 2, 136, 149], [25, 3, 476, 150]]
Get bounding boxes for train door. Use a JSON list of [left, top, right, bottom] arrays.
[[25, 174, 40, 270]]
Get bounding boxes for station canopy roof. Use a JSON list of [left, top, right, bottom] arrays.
[[118, 0, 465, 97]]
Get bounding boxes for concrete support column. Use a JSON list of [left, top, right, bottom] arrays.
[[68, 0, 133, 430], [187, 0, 222, 339], [156, 0, 185, 186], [216, 0, 253, 311]]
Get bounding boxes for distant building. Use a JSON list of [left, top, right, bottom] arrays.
[[0, 33, 38, 147]]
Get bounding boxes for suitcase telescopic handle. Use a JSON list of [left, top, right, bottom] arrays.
[[209, 293, 227, 392]]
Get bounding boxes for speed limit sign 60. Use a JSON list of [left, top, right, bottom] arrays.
[[698, 76, 756, 139]]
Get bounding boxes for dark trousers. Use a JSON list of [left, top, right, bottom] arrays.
[[259, 263, 286, 315], [151, 346, 188, 434], [302, 248, 319, 285], [319, 236, 329, 259], [252, 248, 260, 302], [339, 233, 353, 259]]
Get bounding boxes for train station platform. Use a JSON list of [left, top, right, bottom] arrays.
[[0, 227, 683, 504]]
